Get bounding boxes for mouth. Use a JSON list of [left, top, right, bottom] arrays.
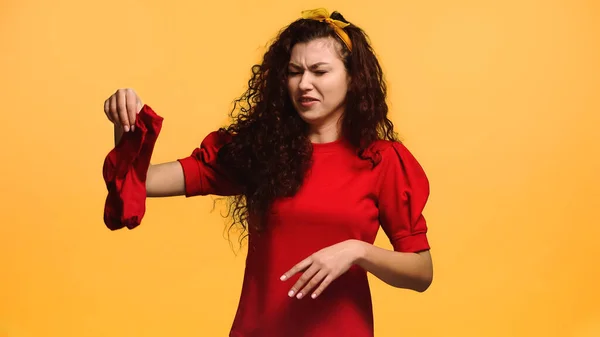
[[298, 97, 319, 103], [297, 97, 319, 108]]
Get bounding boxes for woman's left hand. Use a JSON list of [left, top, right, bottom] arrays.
[[280, 239, 366, 299]]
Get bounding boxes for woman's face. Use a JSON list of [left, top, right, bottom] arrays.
[[287, 37, 350, 132]]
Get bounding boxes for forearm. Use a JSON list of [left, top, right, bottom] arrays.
[[145, 162, 186, 197], [354, 240, 433, 292], [113, 124, 185, 197]]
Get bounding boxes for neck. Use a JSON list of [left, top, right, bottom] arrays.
[[308, 126, 340, 143], [307, 109, 344, 144]]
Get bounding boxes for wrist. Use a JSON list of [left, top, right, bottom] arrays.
[[350, 239, 369, 266]]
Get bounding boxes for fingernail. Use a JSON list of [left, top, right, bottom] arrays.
[[296, 292, 303, 299], [311, 293, 317, 299], [280, 275, 287, 281], [131, 125, 135, 132], [124, 125, 130, 132], [288, 290, 294, 297]]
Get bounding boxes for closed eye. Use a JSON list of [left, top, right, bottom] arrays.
[[287, 70, 327, 76]]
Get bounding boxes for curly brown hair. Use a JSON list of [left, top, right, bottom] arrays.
[[216, 11, 398, 241]]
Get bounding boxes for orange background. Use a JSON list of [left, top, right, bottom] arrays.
[[1, 0, 599, 336]]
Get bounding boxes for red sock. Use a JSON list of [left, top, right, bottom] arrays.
[[102, 105, 164, 230]]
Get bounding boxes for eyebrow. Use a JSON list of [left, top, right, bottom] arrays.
[[288, 62, 330, 70]]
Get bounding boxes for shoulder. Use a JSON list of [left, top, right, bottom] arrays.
[[201, 129, 232, 148], [368, 139, 407, 154], [364, 139, 423, 169], [184, 129, 232, 162], [367, 139, 430, 196]]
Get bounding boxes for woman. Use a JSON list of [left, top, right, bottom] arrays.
[[102, 8, 433, 337]]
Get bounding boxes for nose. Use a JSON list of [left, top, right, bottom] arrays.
[[298, 72, 313, 91]]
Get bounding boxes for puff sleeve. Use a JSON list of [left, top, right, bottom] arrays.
[[177, 131, 240, 197], [376, 142, 431, 253]]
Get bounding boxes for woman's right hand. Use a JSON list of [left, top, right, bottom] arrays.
[[104, 88, 144, 132]]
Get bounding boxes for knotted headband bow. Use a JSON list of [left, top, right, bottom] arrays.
[[301, 8, 353, 52]]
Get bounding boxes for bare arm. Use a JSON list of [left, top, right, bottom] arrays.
[[279, 239, 433, 299], [355, 242, 433, 292], [114, 125, 186, 198], [145, 161, 185, 197]]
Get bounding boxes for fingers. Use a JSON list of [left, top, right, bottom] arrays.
[[125, 89, 138, 131], [287, 263, 319, 298], [104, 99, 111, 122], [116, 89, 130, 132], [136, 97, 143, 114], [280, 257, 312, 282], [109, 95, 119, 126], [310, 274, 334, 299], [105, 88, 141, 132], [296, 269, 328, 299], [281, 255, 340, 299]]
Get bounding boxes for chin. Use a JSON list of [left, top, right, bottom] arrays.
[[297, 110, 326, 125]]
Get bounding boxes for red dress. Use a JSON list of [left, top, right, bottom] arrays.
[[103, 105, 431, 337]]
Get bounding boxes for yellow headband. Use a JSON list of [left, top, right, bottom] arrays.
[[301, 8, 353, 52]]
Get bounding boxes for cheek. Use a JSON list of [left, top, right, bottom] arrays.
[[322, 78, 348, 101], [287, 81, 299, 98]]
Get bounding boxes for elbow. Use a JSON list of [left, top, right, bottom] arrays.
[[408, 263, 433, 293], [390, 270, 433, 292], [415, 264, 434, 292], [414, 274, 433, 293], [413, 250, 433, 292]]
